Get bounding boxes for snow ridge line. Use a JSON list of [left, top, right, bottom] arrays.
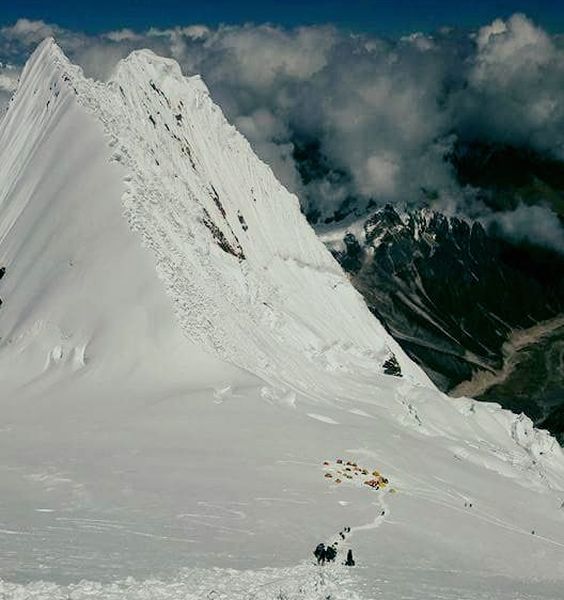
[[51, 45, 397, 396], [67, 63, 299, 381], [321, 490, 390, 570]]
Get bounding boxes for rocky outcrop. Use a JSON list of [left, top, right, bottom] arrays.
[[332, 205, 564, 393]]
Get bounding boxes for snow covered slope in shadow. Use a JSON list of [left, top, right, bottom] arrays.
[[1, 39, 564, 599]]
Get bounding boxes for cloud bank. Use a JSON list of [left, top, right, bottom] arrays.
[[0, 15, 563, 251]]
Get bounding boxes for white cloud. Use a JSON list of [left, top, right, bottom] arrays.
[[458, 14, 564, 157], [488, 204, 564, 254], [0, 61, 20, 117], [0, 18, 57, 41], [103, 29, 144, 43], [362, 154, 400, 196], [0, 14, 562, 251]]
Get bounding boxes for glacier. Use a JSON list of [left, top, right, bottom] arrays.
[[1, 39, 564, 599]]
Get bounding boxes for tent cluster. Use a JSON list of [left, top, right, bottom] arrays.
[[322, 458, 393, 492], [364, 471, 389, 490]]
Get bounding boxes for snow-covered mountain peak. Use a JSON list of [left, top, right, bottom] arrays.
[[1, 39, 428, 394], [3, 41, 564, 596], [67, 43, 429, 391], [112, 47, 213, 111], [26, 36, 67, 65], [113, 47, 186, 86], [6, 37, 67, 106]]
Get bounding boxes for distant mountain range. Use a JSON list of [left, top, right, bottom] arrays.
[[314, 142, 564, 439]]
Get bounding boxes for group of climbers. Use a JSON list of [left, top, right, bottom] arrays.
[[313, 525, 356, 567], [314, 542, 352, 566], [313, 543, 337, 565]]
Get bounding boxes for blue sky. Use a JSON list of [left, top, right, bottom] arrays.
[[2, 0, 564, 35]]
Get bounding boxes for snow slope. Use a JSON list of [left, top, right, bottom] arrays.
[[1, 39, 564, 599]]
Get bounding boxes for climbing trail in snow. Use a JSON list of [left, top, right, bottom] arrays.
[[318, 457, 393, 567], [350, 491, 390, 535], [321, 490, 390, 570]]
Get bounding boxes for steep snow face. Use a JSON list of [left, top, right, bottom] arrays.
[[49, 41, 425, 393], [0, 37, 422, 402], [0, 39, 248, 397], [2, 40, 564, 599]]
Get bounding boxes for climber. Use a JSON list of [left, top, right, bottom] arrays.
[[314, 543, 326, 565], [325, 544, 337, 563], [345, 549, 355, 566]]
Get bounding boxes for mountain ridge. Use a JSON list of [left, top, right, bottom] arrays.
[[6, 37, 426, 392], [2, 39, 564, 598]]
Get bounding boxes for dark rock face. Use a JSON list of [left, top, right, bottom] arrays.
[[332, 205, 564, 392], [294, 136, 564, 435], [449, 141, 564, 216], [479, 325, 564, 444]]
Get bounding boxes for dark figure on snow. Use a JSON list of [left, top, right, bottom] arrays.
[[325, 544, 337, 563], [314, 543, 326, 565], [345, 549, 355, 566]]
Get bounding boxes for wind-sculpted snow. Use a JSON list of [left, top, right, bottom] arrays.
[[1, 39, 564, 598], [0, 565, 363, 600], [32, 39, 422, 394], [3, 563, 561, 600]]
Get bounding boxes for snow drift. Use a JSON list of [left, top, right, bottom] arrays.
[[1, 39, 564, 599]]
